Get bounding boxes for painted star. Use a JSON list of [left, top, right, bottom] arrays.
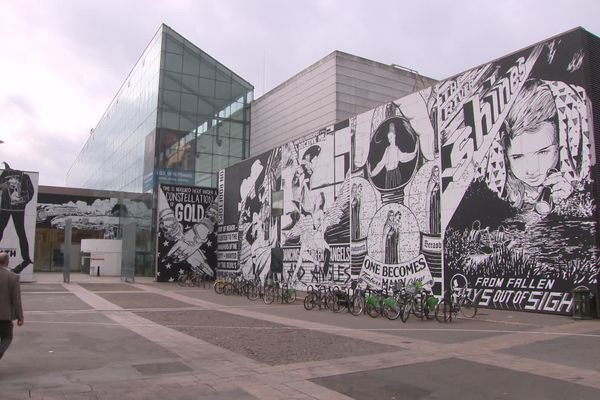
[[166, 263, 172, 269], [206, 240, 213, 247], [157, 271, 161, 276], [168, 277, 174, 282], [163, 240, 169, 247], [179, 269, 185, 275]]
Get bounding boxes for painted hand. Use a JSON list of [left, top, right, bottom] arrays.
[[167, 226, 206, 261], [543, 171, 573, 203]]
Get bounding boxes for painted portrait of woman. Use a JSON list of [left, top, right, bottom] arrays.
[[497, 78, 590, 213], [368, 113, 420, 191]]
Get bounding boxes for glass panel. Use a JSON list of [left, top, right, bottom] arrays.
[[179, 113, 197, 132], [160, 111, 180, 129], [158, 129, 196, 170], [198, 98, 215, 116], [165, 52, 183, 72], [232, 81, 247, 101], [162, 71, 182, 91], [181, 74, 199, 94], [165, 34, 183, 54], [182, 48, 200, 75], [229, 138, 244, 158], [213, 135, 229, 155], [161, 89, 180, 111], [180, 93, 198, 113], [196, 153, 213, 173], [229, 121, 244, 139], [196, 172, 212, 187], [215, 80, 231, 100], [199, 78, 215, 97], [196, 133, 213, 153], [215, 65, 230, 82], [212, 155, 229, 171], [199, 57, 216, 79]]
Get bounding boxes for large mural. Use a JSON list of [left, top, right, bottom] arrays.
[[156, 184, 218, 282], [37, 193, 152, 238], [440, 30, 597, 314], [217, 29, 598, 315], [0, 164, 38, 282]]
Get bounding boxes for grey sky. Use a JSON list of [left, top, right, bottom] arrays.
[[1, 0, 598, 186]]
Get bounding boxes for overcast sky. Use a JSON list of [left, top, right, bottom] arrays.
[[1, 0, 598, 187]]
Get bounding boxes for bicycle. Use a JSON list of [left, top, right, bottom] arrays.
[[264, 280, 297, 304], [177, 269, 207, 287], [303, 284, 333, 310], [435, 284, 478, 323], [400, 279, 438, 322]]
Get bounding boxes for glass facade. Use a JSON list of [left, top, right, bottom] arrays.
[[155, 26, 253, 189], [67, 24, 253, 193], [64, 24, 253, 276], [67, 29, 162, 192]]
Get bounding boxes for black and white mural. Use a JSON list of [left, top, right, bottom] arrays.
[[217, 29, 598, 314], [0, 164, 38, 281], [441, 30, 597, 314], [37, 193, 152, 237], [280, 127, 351, 286], [156, 184, 218, 282], [354, 95, 442, 292]]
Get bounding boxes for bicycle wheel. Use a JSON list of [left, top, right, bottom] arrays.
[[435, 299, 451, 323], [383, 299, 401, 320], [303, 292, 317, 310], [349, 294, 364, 316], [412, 299, 424, 319], [284, 288, 297, 304], [193, 274, 205, 287], [331, 292, 346, 313], [366, 302, 380, 318], [214, 280, 225, 294], [460, 298, 478, 318], [222, 282, 235, 296], [246, 284, 259, 301], [263, 286, 275, 304], [400, 301, 411, 322], [177, 274, 189, 287]]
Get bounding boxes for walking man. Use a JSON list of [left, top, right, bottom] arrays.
[[0, 251, 24, 360]]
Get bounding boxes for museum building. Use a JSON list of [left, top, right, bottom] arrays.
[[2, 24, 597, 315]]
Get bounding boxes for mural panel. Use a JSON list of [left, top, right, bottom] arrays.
[[440, 30, 597, 314], [156, 184, 218, 282], [217, 29, 598, 315], [0, 165, 38, 282], [353, 96, 442, 293]]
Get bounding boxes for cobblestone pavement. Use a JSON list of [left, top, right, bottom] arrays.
[[0, 275, 598, 399]]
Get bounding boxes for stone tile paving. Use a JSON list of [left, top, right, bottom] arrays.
[[6, 278, 600, 400], [499, 329, 600, 372], [136, 309, 402, 366], [78, 283, 142, 292], [310, 357, 600, 400], [22, 293, 92, 311], [95, 292, 195, 309], [20, 283, 67, 292]]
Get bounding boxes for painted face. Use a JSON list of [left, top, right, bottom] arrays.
[[507, 122, 558, 187]]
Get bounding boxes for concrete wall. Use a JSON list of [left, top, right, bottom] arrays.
[[250, 51, 437, 156]]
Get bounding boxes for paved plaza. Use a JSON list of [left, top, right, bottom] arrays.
[[0, 273, 598, 399]]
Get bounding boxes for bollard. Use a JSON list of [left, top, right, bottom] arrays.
[[572, 286, 592, 320]]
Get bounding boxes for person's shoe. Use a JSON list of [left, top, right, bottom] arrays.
[[12, 260, 31, 274]]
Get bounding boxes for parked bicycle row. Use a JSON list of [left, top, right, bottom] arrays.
[[179, 269, 478, 323], [302, 279, 477, 323]]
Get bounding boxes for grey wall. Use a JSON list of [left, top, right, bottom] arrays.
[[250, 51, 437, 156]]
